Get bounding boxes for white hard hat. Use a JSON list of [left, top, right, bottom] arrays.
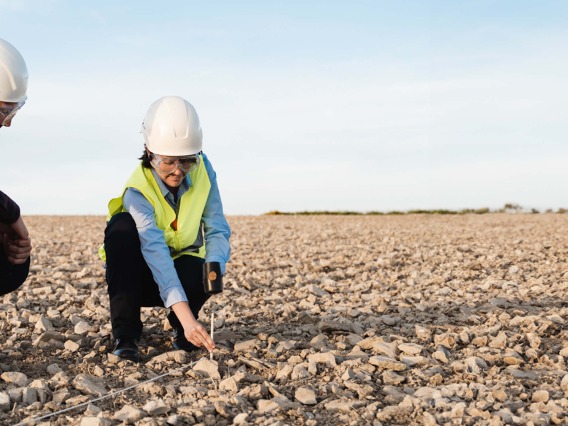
[[0, 38, 28, 103], [142, 96, 203, 156]]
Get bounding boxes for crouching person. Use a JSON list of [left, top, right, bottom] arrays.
[[99, 96, 231, 362]]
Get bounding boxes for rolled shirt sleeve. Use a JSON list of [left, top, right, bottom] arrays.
[[201, 154, 231, 274]]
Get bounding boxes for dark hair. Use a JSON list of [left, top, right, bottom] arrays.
[[139, 149, 152, 168]]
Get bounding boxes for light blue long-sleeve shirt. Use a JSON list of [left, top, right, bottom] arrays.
[[122, 153, 231, 308]]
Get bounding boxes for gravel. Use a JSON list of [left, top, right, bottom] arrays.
[[1, 214, 567, 425]]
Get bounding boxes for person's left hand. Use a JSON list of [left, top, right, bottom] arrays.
[[3, 234, 31, 264], [1, 216, 32, 264]]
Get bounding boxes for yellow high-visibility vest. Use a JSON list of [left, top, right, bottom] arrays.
[[99, 158, 211, 262]]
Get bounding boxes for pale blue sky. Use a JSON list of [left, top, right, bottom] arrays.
[[1, 0, 567, 214]]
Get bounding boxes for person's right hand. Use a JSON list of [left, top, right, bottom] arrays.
[[184, 318, 216, 352], [171, 301, 216, 352], [1, 216, 32, 264]]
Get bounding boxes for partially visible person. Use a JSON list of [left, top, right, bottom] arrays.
[[99, 96, 231, 362], [0, 38, 28, 128], [0, 38, 32, 296]]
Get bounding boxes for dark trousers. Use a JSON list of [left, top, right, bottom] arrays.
[[0, 250, 29, 296], [104, 212, 209, 340]]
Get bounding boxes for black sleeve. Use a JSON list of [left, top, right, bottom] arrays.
[[0, 190, 21, 224]]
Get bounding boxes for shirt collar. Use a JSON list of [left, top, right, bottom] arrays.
[[150, 168, 191, 201]]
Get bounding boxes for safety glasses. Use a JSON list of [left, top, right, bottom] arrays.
[[150, 152, 201, 174], [0, 100, 26, 126]]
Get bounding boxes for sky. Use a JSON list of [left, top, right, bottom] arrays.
[[1, 0, 567, 215]]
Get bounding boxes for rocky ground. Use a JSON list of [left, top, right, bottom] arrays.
[[1, 214, 568, 425]]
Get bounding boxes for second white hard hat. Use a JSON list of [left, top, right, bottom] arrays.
[[142, 96, 203, 156], [0, 38, 28, 103]]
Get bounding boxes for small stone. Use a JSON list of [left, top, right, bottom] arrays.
[[526, 333, 541, 349], [233, 413, 249, 424], [464, 357, 487, 374], [192, 358, 221, 380], [275, 340, 298, 353], [113, 405, 146, 423], [369, 356, 407, 371], [219, 377, 239, 393], [107, 353, 121, 364], [432, 350, 449, 364], [318, 320, 352, 333], [492, 389, 507, 402], [306, 284, 329, 296], [275, 364, 293, 382], [0, 392, 10, 412], [80, 418, 113, 426], [382, 370, 405, 385], [166, 414, 179, 425], [324, 399, 362, 412], [505, 367, 538, 380], [291, 364, 310, 380], [33, 330, 65, 346], [502, 351, 523, 365], [433, 333, 457, 349], [234, 339, 258, 352], [295, 387, 317, 405], [72, 374, 107, 397], [150, 350, 187, 364], [84, 403, 102, 416], [451, 402, 467, 417], [400, 355, 428, 367], [307, 352, 337, 368], [413, 387, 440, 400], [415, 325, 432, 340], [371, 341, 398, 358], [1, 372, 29, 387], [345, 334, 363, 346], [74, 320, 92, 335], [22, 387, 38, 404], [472, 336, 488, 347], [494, 409, 514, 424], [532, 390, 549, 403], [423, 411, 437, 426], [35, 316, 54, 331], [143, 398, 170, 415], [64, 340, 80, 352], [398, 343, 423, 355], [92, 366, 104, 377], [376, 405, 414, 422], [47, 364, 62, 375], [560, 374, 568, 393], [52, 390, 71, 404], [489, 331, 507, 349], [213, 400, 232, 418], [309, 334, 329, 350], [258, 399, 282, 413], [380, 315, 401, 326]]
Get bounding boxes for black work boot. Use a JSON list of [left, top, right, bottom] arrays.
[[172, 329, 199, 352], [113, 338, 140, 362]]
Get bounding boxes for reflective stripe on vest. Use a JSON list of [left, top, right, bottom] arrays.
[[99, 157, 211, 262]]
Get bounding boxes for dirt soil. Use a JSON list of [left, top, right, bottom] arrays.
[[1, 214, 568, 425]]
